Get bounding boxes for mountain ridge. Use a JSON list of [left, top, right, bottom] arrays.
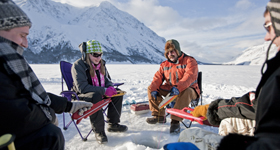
[[225, 41, 278, 65], [16, 0, 166, 64]]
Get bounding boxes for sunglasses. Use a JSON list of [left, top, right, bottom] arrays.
[[264, 22, 272, 32], [91, 53, 103, 57]]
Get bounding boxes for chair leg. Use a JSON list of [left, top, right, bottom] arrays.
[[181, 121, 193, 128], [63, 112, 94, 141], [103, 107, 109, 123], [104, 101, 121, 124], [71, 119, 93, 141], [63, 113, 73, 130]]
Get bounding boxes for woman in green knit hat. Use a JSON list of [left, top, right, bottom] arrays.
[[71, 40, 128, 144]]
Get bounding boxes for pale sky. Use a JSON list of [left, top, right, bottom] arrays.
[[53, 0, 269, 63]]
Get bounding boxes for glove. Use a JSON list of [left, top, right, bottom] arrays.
[[169, 87, 179, 96], [190, 104, 209, 118], [70, 100, 93, 116], [105, 86, 117, 97], [151, 91, 158, 100]]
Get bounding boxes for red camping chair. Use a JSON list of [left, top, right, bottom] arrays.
[[60, 61, 117, 141], [166, 71, 206, 128]]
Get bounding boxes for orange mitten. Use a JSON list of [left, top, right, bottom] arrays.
[[190, 104, 210, 119]]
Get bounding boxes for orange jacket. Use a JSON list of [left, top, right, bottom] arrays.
[[150, 53, 200, 96]]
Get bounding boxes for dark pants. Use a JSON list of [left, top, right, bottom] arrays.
[[13, 123, 64, 150], [78, 92, 123, 132]]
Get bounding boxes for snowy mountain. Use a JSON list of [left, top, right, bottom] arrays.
[[225, 41, 278, 65], [15, 0, 166, 64]]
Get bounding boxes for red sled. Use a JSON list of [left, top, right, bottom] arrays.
[[166, 107, 205, 125], [130, 103, 150, 115], [166, 107, 218, 127], [72, 98, 112, 124]]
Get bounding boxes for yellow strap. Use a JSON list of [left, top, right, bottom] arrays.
[[111, 91, 126, 97]]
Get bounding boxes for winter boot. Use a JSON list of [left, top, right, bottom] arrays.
[[170, 120, 180, 134], [146, 116, 166, 124], [107, 123, 128, 132], [95, 131, 108, 144]]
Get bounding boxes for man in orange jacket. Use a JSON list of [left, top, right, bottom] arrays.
[[146, 39, 200, 134]]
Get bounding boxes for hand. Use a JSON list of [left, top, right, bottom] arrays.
[[151, 91, 158, 100], [105, 86, 117, 97], [190, 104, 209, 118], [169, 87, 179, 96], [70, 100, 93, 116]]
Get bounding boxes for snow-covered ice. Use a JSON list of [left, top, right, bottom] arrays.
[[31, 64, 261, 150]]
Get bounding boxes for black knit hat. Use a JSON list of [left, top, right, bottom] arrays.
[[0, 0, 32, 30], [267, 0, 280, 37]]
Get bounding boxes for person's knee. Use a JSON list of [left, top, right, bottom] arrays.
[[16, 124, 64, 150], [41, 124, 64, 149], [112, 95, 123, 102], [181, 87, 192, 94], [81, 92, 103, 103], [180, 88, 196, 98], [147, 85, 152, 93]]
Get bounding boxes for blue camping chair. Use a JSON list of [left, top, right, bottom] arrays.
[[60, 61, 122, 141], [60, 61, 94, 141]]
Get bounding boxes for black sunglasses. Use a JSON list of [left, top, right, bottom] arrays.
[[264, 22, 272, 32], [91, 53, 103, 57]]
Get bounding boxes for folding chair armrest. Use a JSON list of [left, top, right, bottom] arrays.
[[113, 83, 124, 88], [61, 90, 79, 101]]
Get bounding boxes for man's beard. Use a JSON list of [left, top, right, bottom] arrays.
[[169, 55, 178, 62]]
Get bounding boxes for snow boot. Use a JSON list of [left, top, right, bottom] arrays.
[[146, 116, 166, 124], [107, 123, 128, 132], [95, 131, 108, 144], [170, 120, 180, 134]]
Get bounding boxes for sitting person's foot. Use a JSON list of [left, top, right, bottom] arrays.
[[170, 120, 180, 134], [95, 131, 108, 144], [146, 116, 166, 124], [107, 123, 128, 132]]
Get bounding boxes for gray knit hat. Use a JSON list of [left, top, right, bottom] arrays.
[[0, 0, 32, 30], [267, 0, 280, 37]]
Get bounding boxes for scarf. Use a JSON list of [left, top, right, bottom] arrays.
[[0, 36, 52, 121], [91, 63, 105, 87]]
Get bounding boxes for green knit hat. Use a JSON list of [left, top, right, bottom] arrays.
[[86, 40, 102, 53]]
